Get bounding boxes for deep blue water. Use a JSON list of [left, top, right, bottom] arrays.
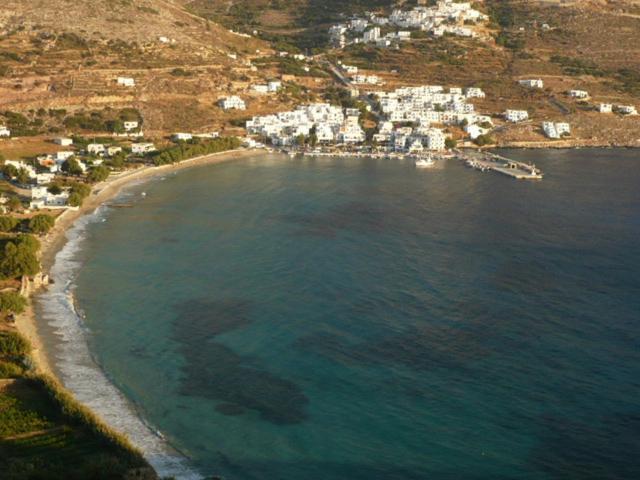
[[57, 150, 640, 479]]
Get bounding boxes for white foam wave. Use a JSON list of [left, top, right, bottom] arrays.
[[36, 200, 202, 479]]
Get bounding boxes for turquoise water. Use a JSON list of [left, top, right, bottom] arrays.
[[43, 150, 640, 479]]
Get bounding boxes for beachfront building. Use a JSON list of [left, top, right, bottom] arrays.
[[117, 76, 136, 87], [246, 103, 345, 146], [30, 186, 70, 209], [598, 103, 613, 113], [131, 142, 156, 154], [569, 90, 589, 99], [219, 96, 246, 110], [519, 79, 544, 89], [542, 121, 570, 139], [505, 110, 529, 123], [616, 105, 638, 115], [0, 126, 10, 137]]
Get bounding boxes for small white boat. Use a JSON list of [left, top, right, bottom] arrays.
[[415, 155, 435, 168], [141, 192, 147, 197]]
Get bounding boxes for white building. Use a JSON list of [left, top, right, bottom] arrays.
[[465, 87, 485, 98], [106, 146, 123, 156], [542, 121, 570, 139], [55, 151, 75, 162], [30, 186, 70, 209], [117, 77, 136, 87], [123, 121, 139, 131], [598, 103, 613, 113], [617, 105, 638, 115], [519, 79, 544, 89], [4, 160, 37, 179], [54, 137, 73, 146], [252, 84, 269, 94], [569, 90, 589, 99], [465, 123, 489, 140], [87, 143, 106, 155], [131, 142, 156, 154], [425, 129, 446, 151], [268, 81, 282, 92], [364, 27, 381, 43], [0, 126, 10, 137], [505, 110, 529, 123], [172, 133, 193, 141], [220, 96, 246, 110]]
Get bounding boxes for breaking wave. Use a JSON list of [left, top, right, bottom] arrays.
[[35, 186, 202, 479]]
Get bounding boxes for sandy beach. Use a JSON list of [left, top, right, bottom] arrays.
[[15, 148, 265, 379]]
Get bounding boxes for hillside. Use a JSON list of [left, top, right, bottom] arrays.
[[0, 0, 639, 148]]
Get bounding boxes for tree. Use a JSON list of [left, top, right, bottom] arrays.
[[2, 164, 17, 179], [15, 167, 31, 185], [62, 158, 83, 176], [47, 184, 63, 195], [67, 192, 82, 207], [445, 138, 458, 149], [87, 165, 109, 183], [0, 216, 18, 232], [28, 214, 55, 235], [0, 291, 27, 315], [0, 235, 40, 279], [106, 152, 126, 168], [7, 196, 22, 212]]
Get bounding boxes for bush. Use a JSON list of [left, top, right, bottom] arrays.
[[0, 359, 23, 377], [28, 214, 55, 235], [0, 215, 19, 232], [87, 165, 109, 183], [0, 331, 31, 356], [0, 234, 40, 279], [0, 291, 27, 314]]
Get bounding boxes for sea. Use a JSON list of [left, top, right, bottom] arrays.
[[35, 149, 640, 480]]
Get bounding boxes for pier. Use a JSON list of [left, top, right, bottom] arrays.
[[461, 151, 543, 180]]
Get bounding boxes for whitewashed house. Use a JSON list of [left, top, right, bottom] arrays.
[[55, 151, 75, 162], [505, 110, 529, 123], [106, 146, 123, 156], [220, 96, 246, 110], [172, 133, 193, 141], [616, 105, 638, 115], [465, 123, 489, 140], [268, 81, 282, 92], [30, 186, 70, 209], [519, 79, 544, 89], [0, 126, 10, 137], [569, 90, 589, 99], [117, 77, 135, 87], [131, 142, 156, 154], [87, 143, 106, 155], [54, 137, 73, 146], [598, 103, 613, 113], [123, 121, 139, 131], [252, 84, 269, 94], [542, 121, 570, 139], [4, 160, 37, 180]]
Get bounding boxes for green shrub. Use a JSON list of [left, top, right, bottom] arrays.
[[0, 215, 19, 232], [0, 359, 23, 378], [28, 214, 55, 235], [0, 291, 27, 314], [0, 331, 31, 356]]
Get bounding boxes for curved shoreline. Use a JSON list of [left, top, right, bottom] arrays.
[[14, 148, 266, 476]]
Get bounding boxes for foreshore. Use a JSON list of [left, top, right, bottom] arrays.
[[15, 147, 265, 387]]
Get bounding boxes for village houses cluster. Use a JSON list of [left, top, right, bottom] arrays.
[[246, 83, 493, 152], [329, 0, 487, 48]]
